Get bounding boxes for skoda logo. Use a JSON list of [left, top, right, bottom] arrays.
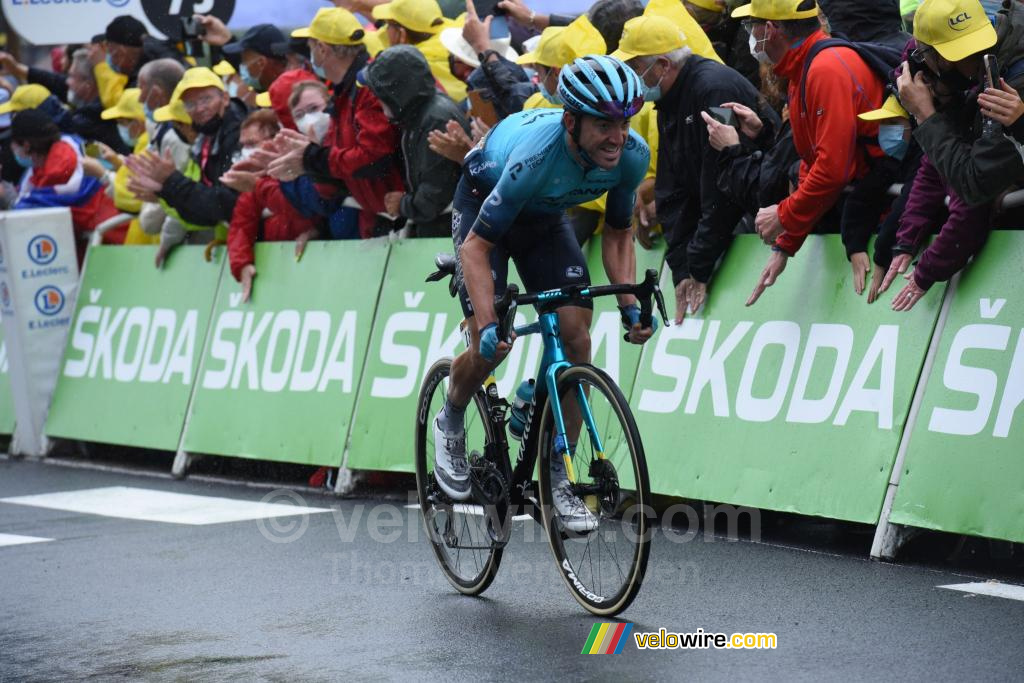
[[27, 235, 58, 266], [34, 286, 64, 316]]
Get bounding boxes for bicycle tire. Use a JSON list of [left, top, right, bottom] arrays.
[[536, 364, 652, 616], [414, 357, 505, 595]]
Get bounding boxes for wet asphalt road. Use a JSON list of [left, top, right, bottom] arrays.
[[1, 456, 1023, 682]]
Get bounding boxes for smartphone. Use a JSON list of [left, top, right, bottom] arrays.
[[983, 54, 1000, 90], [708, 106, 738, 129], [473, 0, 507, 17], [179, 16, 205, 40]]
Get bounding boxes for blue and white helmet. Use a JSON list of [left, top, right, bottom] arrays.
[[557, 55, 645, 120]]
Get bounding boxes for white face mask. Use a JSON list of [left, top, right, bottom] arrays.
[[749, 31, 773, 65], [296, 111, 331, 143], [239, 147, 257, 161]]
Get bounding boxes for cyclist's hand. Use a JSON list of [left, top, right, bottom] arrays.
[[478, 322, 512, 363], [619, 304, 658, 344]]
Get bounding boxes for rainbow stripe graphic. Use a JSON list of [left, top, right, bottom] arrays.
[[582, 623, 634, 654]]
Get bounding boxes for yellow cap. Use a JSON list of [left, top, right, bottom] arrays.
[[688, 0, 725, 12], [0, 83, 51, 114], [364, 29, 386, 57], [913, 0, 996, 62], [212, 60, 236, 76], [372, 0, 445, 34], [858, 94, 910, 121], [731, 0, 820, 20], [255, 91, 272, 107], [153, 98, 191, 125], [177, 67, 226, 95], [611, 15, 687, 61], [644, 0, 723, 63], [517, 16, 606, 67], [293, 7, 367, 45], [100, 87, 145, 121]]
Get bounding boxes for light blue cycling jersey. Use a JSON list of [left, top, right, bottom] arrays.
[[463, 108, 650, 242]]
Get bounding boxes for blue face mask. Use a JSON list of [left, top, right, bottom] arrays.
[[638, 61, 665, 102], [227, 80, 239, 98], [118, 123, 138, 149], [143, 102, 155, 121], [14, 151, 33, 168], [240, 63, 262, 91], [539, 81, 561, 105], [106, 54, 122, 75], [878, 124, 909, 160], [311, 54, 327, 80]]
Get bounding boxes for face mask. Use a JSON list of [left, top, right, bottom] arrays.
[[105, 54, 122, 75], [311, 51, 327, 80], [195, 114, 222, 136], [118, 123, 138, 148], [67, 90, 83, 108], [539, 81, 561, 105], [878, 124, 909, 160], [240, 63, 262, 91], [14, 151, 33, 168], [239, 147, 257, 161], [143, 102, 155, 122], [227, 80, 239, 98], [296, 111, 331, 143], [638, 61, 665, 102], [749, 32, 772, 64]]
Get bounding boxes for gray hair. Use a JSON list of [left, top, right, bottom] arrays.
[[634, 47, 692, 70], [69, 49, 95, 83], [139, 58, 185, 94]]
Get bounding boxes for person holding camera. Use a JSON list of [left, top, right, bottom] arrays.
[[896, 0, 1024, 209], [615, 14, 772, 322]]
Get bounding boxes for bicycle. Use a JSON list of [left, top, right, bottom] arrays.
[[414, 253, 668, 616]]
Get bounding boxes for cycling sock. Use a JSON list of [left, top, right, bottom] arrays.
[[439, 399, 466, 431]]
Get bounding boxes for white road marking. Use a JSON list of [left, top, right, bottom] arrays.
[[0, 487, 331, 526], [0, 533, 53, 547], [404, 503, 532, 522], [939, 582, 1024, 602]]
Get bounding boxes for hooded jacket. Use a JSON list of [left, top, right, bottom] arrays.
[[157, 98, 247, 227], [365, 46, 466, 237], [911, 0, 1024, 207], [818, 0, 910, 51], [302, 48, 405, 238], [655, 55, 779, 284], [773, 29, 888, 256]]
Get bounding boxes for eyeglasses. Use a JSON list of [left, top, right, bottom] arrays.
[[182, 93, 221, 112], [741, 18, 767, 34], [910, 45, 934, 63]]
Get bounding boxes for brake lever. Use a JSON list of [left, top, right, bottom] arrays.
[[495, 283, 519, 344]]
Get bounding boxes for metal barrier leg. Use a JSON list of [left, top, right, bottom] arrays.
[[870, 272, 961, 561]]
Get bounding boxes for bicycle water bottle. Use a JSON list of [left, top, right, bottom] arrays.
[[508, 379, 535, 440]]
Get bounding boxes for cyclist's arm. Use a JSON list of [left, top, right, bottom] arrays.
[[461, 157, 539, 326], [602, 134, 650, 306]]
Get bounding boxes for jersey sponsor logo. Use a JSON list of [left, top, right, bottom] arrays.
[[566, 266, 584, 278]]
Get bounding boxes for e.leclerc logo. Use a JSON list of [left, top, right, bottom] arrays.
[[27, 235, 57, 266], [34, 286, 64, 316]]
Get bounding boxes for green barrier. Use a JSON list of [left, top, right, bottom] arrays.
[[46, 246, 223, 450], [630, 235, 944, 524], [346, 237, 664, 473], [0, 321, 13, 434], [182, 240, 389, 467], [889, 231, 1024, 543]]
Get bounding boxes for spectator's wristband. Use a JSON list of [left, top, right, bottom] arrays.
[[478, 323, 499, 362]]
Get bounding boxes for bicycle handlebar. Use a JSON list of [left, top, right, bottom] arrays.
[[495, 269, 669, 344]]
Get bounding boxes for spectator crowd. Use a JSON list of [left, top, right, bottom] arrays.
[[0, 0, 1021, 313]]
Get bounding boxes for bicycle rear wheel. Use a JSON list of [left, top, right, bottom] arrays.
[[414, 358, 505, 595], [537, 364, 652, 616]]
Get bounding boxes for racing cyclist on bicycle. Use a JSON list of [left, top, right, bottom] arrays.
[[434, 55, 657, 532]]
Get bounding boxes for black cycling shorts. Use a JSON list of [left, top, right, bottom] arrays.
[[451, 175, 592, 318]]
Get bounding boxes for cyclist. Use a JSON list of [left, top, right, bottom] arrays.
[[434, 55, 657, 532]]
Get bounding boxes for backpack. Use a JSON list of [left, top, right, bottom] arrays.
[[797, 38, 905, 119]]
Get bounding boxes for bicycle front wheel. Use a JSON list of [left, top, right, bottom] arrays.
[[414, 357, 505, 596], [537, 364, 652, 616]]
